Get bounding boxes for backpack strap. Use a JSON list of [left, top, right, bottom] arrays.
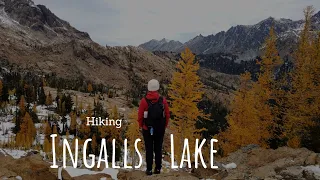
[[144, 97, 152, 106], [145, 96, 162, 105]]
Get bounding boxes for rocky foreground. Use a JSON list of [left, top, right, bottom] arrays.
[[0, 145, 319, 180]]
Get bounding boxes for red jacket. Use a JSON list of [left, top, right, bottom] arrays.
[[138, 91, 170, 130]]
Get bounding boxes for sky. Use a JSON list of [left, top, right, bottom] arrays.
[[33, 0, 320, 46]]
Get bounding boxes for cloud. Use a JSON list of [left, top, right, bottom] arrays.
[[33, 0, 320, 46]]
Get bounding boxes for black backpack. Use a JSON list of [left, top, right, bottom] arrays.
[[144, 96, 166, 132]]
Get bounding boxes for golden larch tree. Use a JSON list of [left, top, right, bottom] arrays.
[[218, 72, 260, 155], [46, 92, 53, 106], [126, 108, 143, 169], [218, 26, 284, 155], [16, 112, 36, 148], [88, 83, 93, 94], [284, 6, 318, 147], [19, 95, 26, 115], [168, 47, 206, 161]]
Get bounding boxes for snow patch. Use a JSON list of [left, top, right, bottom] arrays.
[[0, 148, 27, 159], [302, 165, 320, 178], [64, 166, 119, 180], [222, 163, 237, 169]]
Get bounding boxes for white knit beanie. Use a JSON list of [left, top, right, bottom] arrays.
[[148, 79, 160, 91]]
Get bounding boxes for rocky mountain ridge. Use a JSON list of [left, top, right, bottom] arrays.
[[140, 11, 320, 60], [0, 0, 239, 105], [0, 0, 176, 90], [139, 38, 183, 52]]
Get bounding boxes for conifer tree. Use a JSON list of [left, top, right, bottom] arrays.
[[218, 72, 259, 155], [44, 138, 51, 153], [126, 109, 143, 169], [45, 92, 53, 106], [88, 83, 93, 94], [16, 112, 36, 148], [112, 105, 119, 120], [19, 95, 26, 115], [70, 112, 77, 133], [52, 125, 62, 159], [108, 105, 122, 142], [38, 86, 46, 105], [44, 120, 52, 139], [79, 104, 92, 139], [168, 48, 206, 161], [91, 134, 97, 154], [218, 27, 283, 155], [32, 104, 37, 114], [285, 6, 319, 147]]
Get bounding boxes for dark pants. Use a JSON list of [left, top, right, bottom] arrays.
[[143, 129, 165, 171]]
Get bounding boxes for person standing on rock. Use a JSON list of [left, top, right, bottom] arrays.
[[138, 79, 170, 176]]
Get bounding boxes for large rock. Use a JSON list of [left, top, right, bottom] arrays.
[[117, 170, 198, 180], [0, 153, 72, 180], [220, 146, 319, 179], [191, 165, 228, 180], [0, 167, 18, 179], [305, 153, 318, 165], [316, 154, 320, 164], [279, 166, 303, 179]]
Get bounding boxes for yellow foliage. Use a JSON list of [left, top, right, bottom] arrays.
[[45, 92, 53, 106], [126, 109, 143, 152], [70, 112, 77, 132], [218, 27, 283, 156], [19, 95, 26, 115], [284, 6, 319, 145], [16, 112, 36, 148], [168, 47, 206, 161], [88, 83, 93, 93]]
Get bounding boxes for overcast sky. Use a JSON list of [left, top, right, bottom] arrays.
[[33, 0, 320, 46]]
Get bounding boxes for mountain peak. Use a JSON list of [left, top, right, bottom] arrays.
[[314, 10, 320, 18], [2, 0, 90, 40], [258, 16, 275, 24], [160, 38, 168, 43]]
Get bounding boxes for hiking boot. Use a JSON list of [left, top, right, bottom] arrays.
[[154, 169, 161, 174], [146, 170, 153, 176]]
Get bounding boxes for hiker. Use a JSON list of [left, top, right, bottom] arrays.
[[138, 79, 170, 175]]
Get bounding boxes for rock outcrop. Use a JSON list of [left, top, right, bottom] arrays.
[[0, 146, 319, 180]]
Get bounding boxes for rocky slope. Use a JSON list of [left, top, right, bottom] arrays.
[[0, 0, 239, 105], [140, 11, 320, 60], [0, 0, 176, 90], [0, 146, 319, 179]]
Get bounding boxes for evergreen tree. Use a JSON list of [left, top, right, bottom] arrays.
[[168, 48, 206, 161], [91, 134, 97, 154], [70, 112, 77, 134], [38, 86, 46, 105]]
